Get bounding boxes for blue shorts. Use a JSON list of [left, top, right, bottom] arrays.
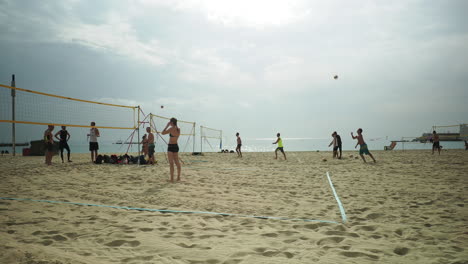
[[359, 144, 370, 155]]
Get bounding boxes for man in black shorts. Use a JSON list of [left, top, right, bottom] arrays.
[[336, 132, 342, 159], [55, 126, 72, 163], [236, 132, 242, 158], [432, 130, 441, 155], [87, 122, 100, 163]]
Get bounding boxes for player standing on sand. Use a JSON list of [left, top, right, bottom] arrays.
[[55, 126, 72, 163], [329, 132, 339, 159], [162, 118, 181, 182], [273, 133, 287, 160], [44, 125, 54, 165], [88, 122, 100, 163], [146, 127, 155, 164], [351, 128, 376, 163], [236, 132, 242, 158], [336, 132, 342, 159], [432, 131, 441, 155]]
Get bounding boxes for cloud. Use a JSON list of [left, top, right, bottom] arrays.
[[55, 12, 167, 66], [137, 0, 311, 29]]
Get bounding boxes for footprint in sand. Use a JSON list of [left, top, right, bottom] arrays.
[[339, 251, 379, 260], [354, 225, 377, 232], [261, 232, 279, 238], [177, 243, 211, 250], [366, 213, 384, 220], [105, 240, 141, 247], [393, 247, 410, 256], [317, 236, 345, 246], [324, 231, 359, 238]]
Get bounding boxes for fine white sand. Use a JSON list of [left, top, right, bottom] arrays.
[[0, 150, 467, 263]]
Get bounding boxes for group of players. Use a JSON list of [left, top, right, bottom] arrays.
[[234, 129, 377, 163], [43, 118, 182, 183], [43, 121, 447, 182]]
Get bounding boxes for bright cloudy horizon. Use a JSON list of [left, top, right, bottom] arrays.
[[1, 0, 467, 145]]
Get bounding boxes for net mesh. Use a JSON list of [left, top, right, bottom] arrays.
[[0, 84, 137, 129], [0, 84, 138, 152], [201, 126, 222, 152]]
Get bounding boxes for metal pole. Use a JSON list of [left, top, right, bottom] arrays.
[[137, 106, 141, 164], [193, 122, 196, 154], [11, 74, 16, 156], [200, 126, 203, 153]]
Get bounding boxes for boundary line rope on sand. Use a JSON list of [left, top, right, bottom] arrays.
[[0, 197, 340, 224], [326, 171, 347, 223]]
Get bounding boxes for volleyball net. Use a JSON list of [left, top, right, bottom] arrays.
[[0, 84, 138, 129], [200, 126, 222, 152], [0, 83, 140, 153], [149, 114, 196, 153]]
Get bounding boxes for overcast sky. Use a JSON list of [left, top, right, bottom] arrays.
[[1, 0, 467, 143]]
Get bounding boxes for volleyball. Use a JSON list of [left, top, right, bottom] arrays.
[[161, 105, 164, 109], [334, 75, 338, 80]]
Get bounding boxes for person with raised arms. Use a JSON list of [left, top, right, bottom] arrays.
[[162, 118, 181, 182], [351, 128, 376, 163]]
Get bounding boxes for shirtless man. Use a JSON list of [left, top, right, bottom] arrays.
[[235, 132, 242, 158], [328, 132, 338, 159], [351, 128, 376, 163], [146, 127, 155, 164]]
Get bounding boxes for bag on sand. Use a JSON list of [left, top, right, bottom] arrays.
[[95, 155, 103, 164], [139, 155, 147, 165]]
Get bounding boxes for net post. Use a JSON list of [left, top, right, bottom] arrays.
[[200, 126, 203, 154], [11, 74, 16, 156], [137, 106, 141, 165], [193, 122, 196, 154]]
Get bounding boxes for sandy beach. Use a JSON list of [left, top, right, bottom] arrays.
[[0, 150, 467, 264]]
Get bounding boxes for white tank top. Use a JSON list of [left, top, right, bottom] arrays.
[[89, 128, 98, 142]]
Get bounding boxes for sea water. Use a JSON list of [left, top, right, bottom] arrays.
[[3, 138, 464, 155]]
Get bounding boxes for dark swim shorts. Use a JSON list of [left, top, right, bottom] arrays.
[[148, 144, 155, 157], [89, 142, 99, 151], [168, 144, 179, 153]]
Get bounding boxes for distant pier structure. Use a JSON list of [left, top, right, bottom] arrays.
[[415, 124, 468, 143]]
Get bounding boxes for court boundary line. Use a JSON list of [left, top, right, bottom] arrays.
[[0, 197, 340, 224], [326, 171, 347, 223]]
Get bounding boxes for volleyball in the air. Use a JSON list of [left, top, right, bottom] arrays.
[[161, 105, 164, 109], [334, 75, 338, 80]]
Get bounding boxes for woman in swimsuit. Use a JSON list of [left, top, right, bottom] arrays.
[[44, 125, 54, 165], [162, 118, 181, 182]]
